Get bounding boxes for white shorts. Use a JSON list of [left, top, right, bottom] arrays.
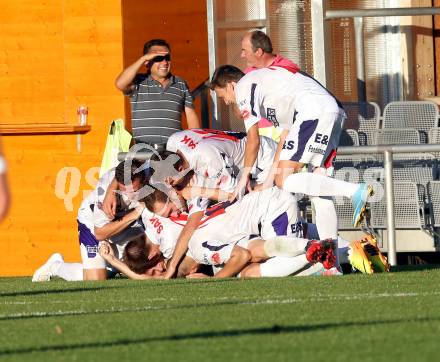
[[229, 187, 303, 239], [188, 236, 251, 267], [80, 241, 126, 270], [279, 109, 345, 168]]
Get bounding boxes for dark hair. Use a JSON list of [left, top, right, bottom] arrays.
[[115, 159, 149, 186], [250, 30, 273, 53], [140, 188, 169, 213], [123, 235, 151, 274], [149, 150, 184, 178], [209, 65, 245, 90], [143, 39, 171, 55]]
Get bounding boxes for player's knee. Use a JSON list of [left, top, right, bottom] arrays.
[[240, 263, 261, 278]]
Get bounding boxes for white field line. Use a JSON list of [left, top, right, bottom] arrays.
[[1, 290, 440, 319], [2, 296, 176, 305]]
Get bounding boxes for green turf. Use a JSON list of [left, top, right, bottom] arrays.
[[1, 269, 440, 362]]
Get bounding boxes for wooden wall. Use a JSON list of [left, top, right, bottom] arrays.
[[0, 0, 125, 276], [0, 0, 209, 277]]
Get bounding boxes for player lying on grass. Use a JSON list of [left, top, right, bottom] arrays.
[[98, 186, 343, 280], [32, 225, 388, 282], [32, 159, 151, 282], [98, 226, 336, 280]]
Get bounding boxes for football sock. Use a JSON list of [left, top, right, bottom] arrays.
[[304, 222, 351, 265], [310, 196, 338, 239], [259, 255, 309, 277], [282, 172, 359, 197], [263, 236, 309, 257], [51, 261, 84, 281]]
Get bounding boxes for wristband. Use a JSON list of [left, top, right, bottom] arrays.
[[0, 156, 6, 174]]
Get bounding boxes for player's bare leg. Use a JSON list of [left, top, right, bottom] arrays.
[[83, 268, 107, 280]]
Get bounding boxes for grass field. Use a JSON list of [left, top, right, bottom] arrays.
[[1, 268, 440, 362]]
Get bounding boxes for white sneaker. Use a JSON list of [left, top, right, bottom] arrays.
[[32, 253, 64, 282]]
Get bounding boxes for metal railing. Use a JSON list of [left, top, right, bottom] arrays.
[[338, 143, 440, 266]]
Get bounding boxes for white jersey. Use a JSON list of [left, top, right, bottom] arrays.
[[235, 66, 340, 132], [166, 129, 277, 191], [142, 187, 303, 263], [77, 169, 115, 232]]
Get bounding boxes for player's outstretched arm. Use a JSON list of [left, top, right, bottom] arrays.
[[180, 186, 232, 202], [233, 124, 260, 200], [162, 211, 204, 279], [99, 241, 163, 280]]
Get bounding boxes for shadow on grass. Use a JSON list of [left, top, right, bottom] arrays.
[[0, 316, 438, 356], [391, 264, 440, 273], [0, 298, 270, 322], [0, 285, 121, 298]]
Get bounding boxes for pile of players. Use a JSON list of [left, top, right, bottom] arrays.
[[32, 31, 389, 282]]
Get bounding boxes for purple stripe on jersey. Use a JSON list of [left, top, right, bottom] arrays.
[[250, 83, 257, 117], [202, 241, 231, 252], [77, 221, 99, 258], [271, 212, 289, 236], [291, 119, 318, 162]]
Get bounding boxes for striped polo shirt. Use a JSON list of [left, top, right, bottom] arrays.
[[129, 73, 194, 144]]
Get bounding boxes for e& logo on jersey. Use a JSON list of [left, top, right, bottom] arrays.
[[290, 222, 303, 236], [314, 133, 329, 145]]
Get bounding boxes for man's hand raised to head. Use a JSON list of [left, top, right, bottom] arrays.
[[140, 50, 169, 66]]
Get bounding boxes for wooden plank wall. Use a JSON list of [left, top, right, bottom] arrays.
[[0, 0, 209, 277], [0, 0, 125, 276], [400, 0, 435, 100]]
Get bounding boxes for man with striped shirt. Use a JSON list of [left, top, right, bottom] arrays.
[[115, 39, 200, 145]]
